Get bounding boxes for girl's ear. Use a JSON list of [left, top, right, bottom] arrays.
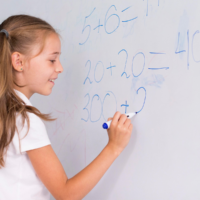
[[11, 52, 25, 72]]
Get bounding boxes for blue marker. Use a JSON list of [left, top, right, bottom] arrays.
[[102, 112, 137, 129]]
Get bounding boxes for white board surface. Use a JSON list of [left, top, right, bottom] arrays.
[[2, 0, 200, 199]]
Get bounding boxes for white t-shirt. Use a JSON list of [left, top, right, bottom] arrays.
[[0, 89, 51, 200]]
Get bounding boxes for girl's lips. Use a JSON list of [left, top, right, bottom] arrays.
[[49, 80, 55, 85], [48, 78, 57, 84]]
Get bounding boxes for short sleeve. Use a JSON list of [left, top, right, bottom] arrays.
[[12, 112, 51, 154]]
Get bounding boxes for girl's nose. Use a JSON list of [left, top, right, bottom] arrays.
[[56, 61, 64, 73]]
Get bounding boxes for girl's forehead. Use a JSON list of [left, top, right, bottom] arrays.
[[42, 33, 61, 55]]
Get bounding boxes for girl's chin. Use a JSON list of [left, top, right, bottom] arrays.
[[40, 88, 53, 96]]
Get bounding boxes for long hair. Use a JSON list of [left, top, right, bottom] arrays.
[[0, 14, 59, 168]]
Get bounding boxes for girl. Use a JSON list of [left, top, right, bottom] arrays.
[[0, 14, 133, 200]]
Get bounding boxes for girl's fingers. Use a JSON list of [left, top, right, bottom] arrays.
[[124, 118, 131, 128], [108, 111, 133, 131], [128, 124, 133, 131], [107, 117, 112, 121], [111, 111, 121, 126], [118, 114, 128, 126]]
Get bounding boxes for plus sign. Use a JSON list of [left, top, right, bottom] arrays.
[[107, 62, 116, 76], [93, 19, 103, 33], [121, 100, 129, 113]]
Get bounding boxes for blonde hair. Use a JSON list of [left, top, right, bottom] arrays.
[[0, 14, 59, 168]]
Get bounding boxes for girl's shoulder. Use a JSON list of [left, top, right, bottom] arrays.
[[14, 112, 51, 154]]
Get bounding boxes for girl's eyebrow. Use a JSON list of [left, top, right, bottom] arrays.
[[49, 52, 61, 55]]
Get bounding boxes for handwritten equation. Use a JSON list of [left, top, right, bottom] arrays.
[[79, 2, 162, 45], [80, 3, 200, 123]]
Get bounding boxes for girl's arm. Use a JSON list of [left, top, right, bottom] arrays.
[[27, 111, 133, 200]]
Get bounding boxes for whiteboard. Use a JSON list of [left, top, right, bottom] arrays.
[[2, 0, 200, 199]]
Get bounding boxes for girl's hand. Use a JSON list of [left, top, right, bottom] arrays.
[[106, 111, 133, 155]]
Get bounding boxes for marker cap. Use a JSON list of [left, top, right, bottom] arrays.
[[102, 123, 108, 129]]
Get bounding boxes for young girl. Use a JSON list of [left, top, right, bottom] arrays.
[[0, 14, 133, 200]]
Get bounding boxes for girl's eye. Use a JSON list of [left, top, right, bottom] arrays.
[[50, 60, 56, 63]]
